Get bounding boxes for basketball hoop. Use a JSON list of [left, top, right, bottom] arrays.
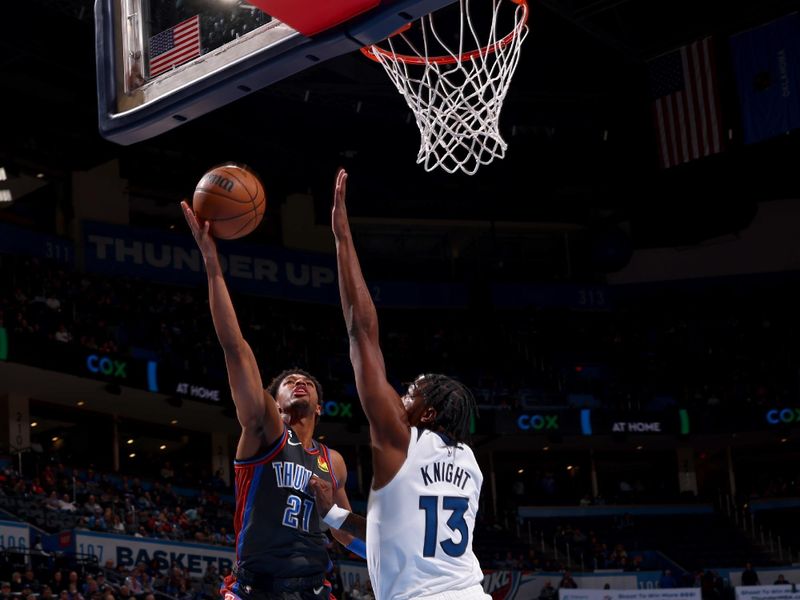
[[362, 0, 529, 175]]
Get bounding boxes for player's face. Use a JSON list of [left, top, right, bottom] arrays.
[[402, 379, 430, 426], [276, 373, 321, 419]]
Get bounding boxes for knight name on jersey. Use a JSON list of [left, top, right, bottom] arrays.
[[272, 461, 314, 493], [419, 461, 472, 490]]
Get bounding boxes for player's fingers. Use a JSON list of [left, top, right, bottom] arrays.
[[335, 169, 347, 202], [181, 201, 200, 235]]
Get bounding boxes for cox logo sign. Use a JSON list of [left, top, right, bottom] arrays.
[[516, 414, 559, 431], [766, 408, 800, 425], [86, 354, 127, 378], [322, 400, 353, 418]]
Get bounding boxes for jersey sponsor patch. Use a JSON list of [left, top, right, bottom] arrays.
[[317, 456, 330, 473]]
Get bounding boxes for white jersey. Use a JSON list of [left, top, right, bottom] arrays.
[[367, 427, 489, 600]]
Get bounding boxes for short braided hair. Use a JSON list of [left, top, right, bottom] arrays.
[[413, 374, 477, 444]]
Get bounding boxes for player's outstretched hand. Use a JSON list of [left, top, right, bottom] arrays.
[[331, 168, 350, 240], [309, 474, 335, 517], [181, 200, 218, 263]]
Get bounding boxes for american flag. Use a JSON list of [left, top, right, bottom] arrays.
[[148, 15, 201, 78], [649, 37, 724, 169]]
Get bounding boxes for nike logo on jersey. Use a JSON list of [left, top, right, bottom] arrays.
[[272, 461, 314, 493], [420, 462, 472, 490], [313, 587, 325, 595]]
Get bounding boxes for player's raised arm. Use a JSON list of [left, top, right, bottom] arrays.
[[331, 169, 410, 456], [182, 201, 283, 456]]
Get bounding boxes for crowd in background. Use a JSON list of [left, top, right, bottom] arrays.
[[3, 254, 800, 417]]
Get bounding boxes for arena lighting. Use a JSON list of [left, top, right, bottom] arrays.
[[129, 453, 136, 458], [636, 445, 644, 450], [0, 167, 6, 181], [159, 445, 166, 450], [77, 401, 85, 406], [0, 190, 12, 203], [542, 446, 550, 451], [781, 437, 788, 443], [517, 469, 524, 474], [31, 422, 38, 428], [566, 465, 573, 471], [170, 419, 178, 425], [51, 436, 59, 442], [126, 438, 134, 444]]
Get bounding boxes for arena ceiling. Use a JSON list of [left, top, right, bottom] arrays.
[[1, 0, 799, 246]]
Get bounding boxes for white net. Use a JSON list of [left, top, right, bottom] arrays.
[[363, 0, 529, 175]]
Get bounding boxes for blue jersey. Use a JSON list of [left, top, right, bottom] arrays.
[[232, 426, 339, 577]]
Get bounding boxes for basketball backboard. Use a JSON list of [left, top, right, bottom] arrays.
[[95, 0, 457, 145]]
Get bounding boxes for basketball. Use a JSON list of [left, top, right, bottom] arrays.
[[192, 163, 266, 240]]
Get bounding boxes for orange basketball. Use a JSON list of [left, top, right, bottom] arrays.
[[192, 163, 266, 240]]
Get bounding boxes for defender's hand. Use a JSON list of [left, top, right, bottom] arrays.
[[331, 168, 350, 240]]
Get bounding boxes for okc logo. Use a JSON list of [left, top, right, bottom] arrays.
[[317, 456, 329, 473], [482, 570, 521, 599]]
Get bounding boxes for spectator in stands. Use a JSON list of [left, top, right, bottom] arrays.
[[700, 570, 718, 600], [559, 572, 578, 589], [741, 563, 760, 586], [774, 575, 791, 586], [49, 571, 64, 592], [94, 574, 110, 594], [39, 585, 54, 600], [660, 569, 678, 589], [31, 478, 45, 496], [22, 570, 40, 594], [110, 514, 125, 534], [44, 490, 61, 510], [54, 324, 72, 343], [0, 582, 11, 600], [83, 494, 102, 516], [58, 493, 77, 512], [539, 581, 557, 600], [10, 573, 24, 593], [350, 581, 364, 600], [80, 577, 98, 598]]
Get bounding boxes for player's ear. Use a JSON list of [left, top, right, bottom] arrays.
[[420, 406, 437, 425]]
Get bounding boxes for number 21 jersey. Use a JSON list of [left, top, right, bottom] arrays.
[[366, 427, 486, 600]]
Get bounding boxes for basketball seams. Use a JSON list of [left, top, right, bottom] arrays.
[[198, 196, 265, 222], [220, 167, 257, 201]]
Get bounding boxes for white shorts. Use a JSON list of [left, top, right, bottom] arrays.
[[415, 584, 491, 600]]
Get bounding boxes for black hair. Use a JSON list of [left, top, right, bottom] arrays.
[[414, 374, 477, 444], [267, 368, 324, 405]]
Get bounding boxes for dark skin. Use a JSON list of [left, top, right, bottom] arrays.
[[182, 200, 355, 548], [309, 169, 439, 541]]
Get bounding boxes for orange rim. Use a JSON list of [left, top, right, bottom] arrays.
[[361, 0, 528, 65]]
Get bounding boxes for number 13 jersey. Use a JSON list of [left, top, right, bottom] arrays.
[[366, 427, 486, 600]]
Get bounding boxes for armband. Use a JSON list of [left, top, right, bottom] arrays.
[[322, 504, 350, 529], [346, 538, 367, 559]]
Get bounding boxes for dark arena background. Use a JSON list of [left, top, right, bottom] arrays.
[[1, 0, 800, 599]]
